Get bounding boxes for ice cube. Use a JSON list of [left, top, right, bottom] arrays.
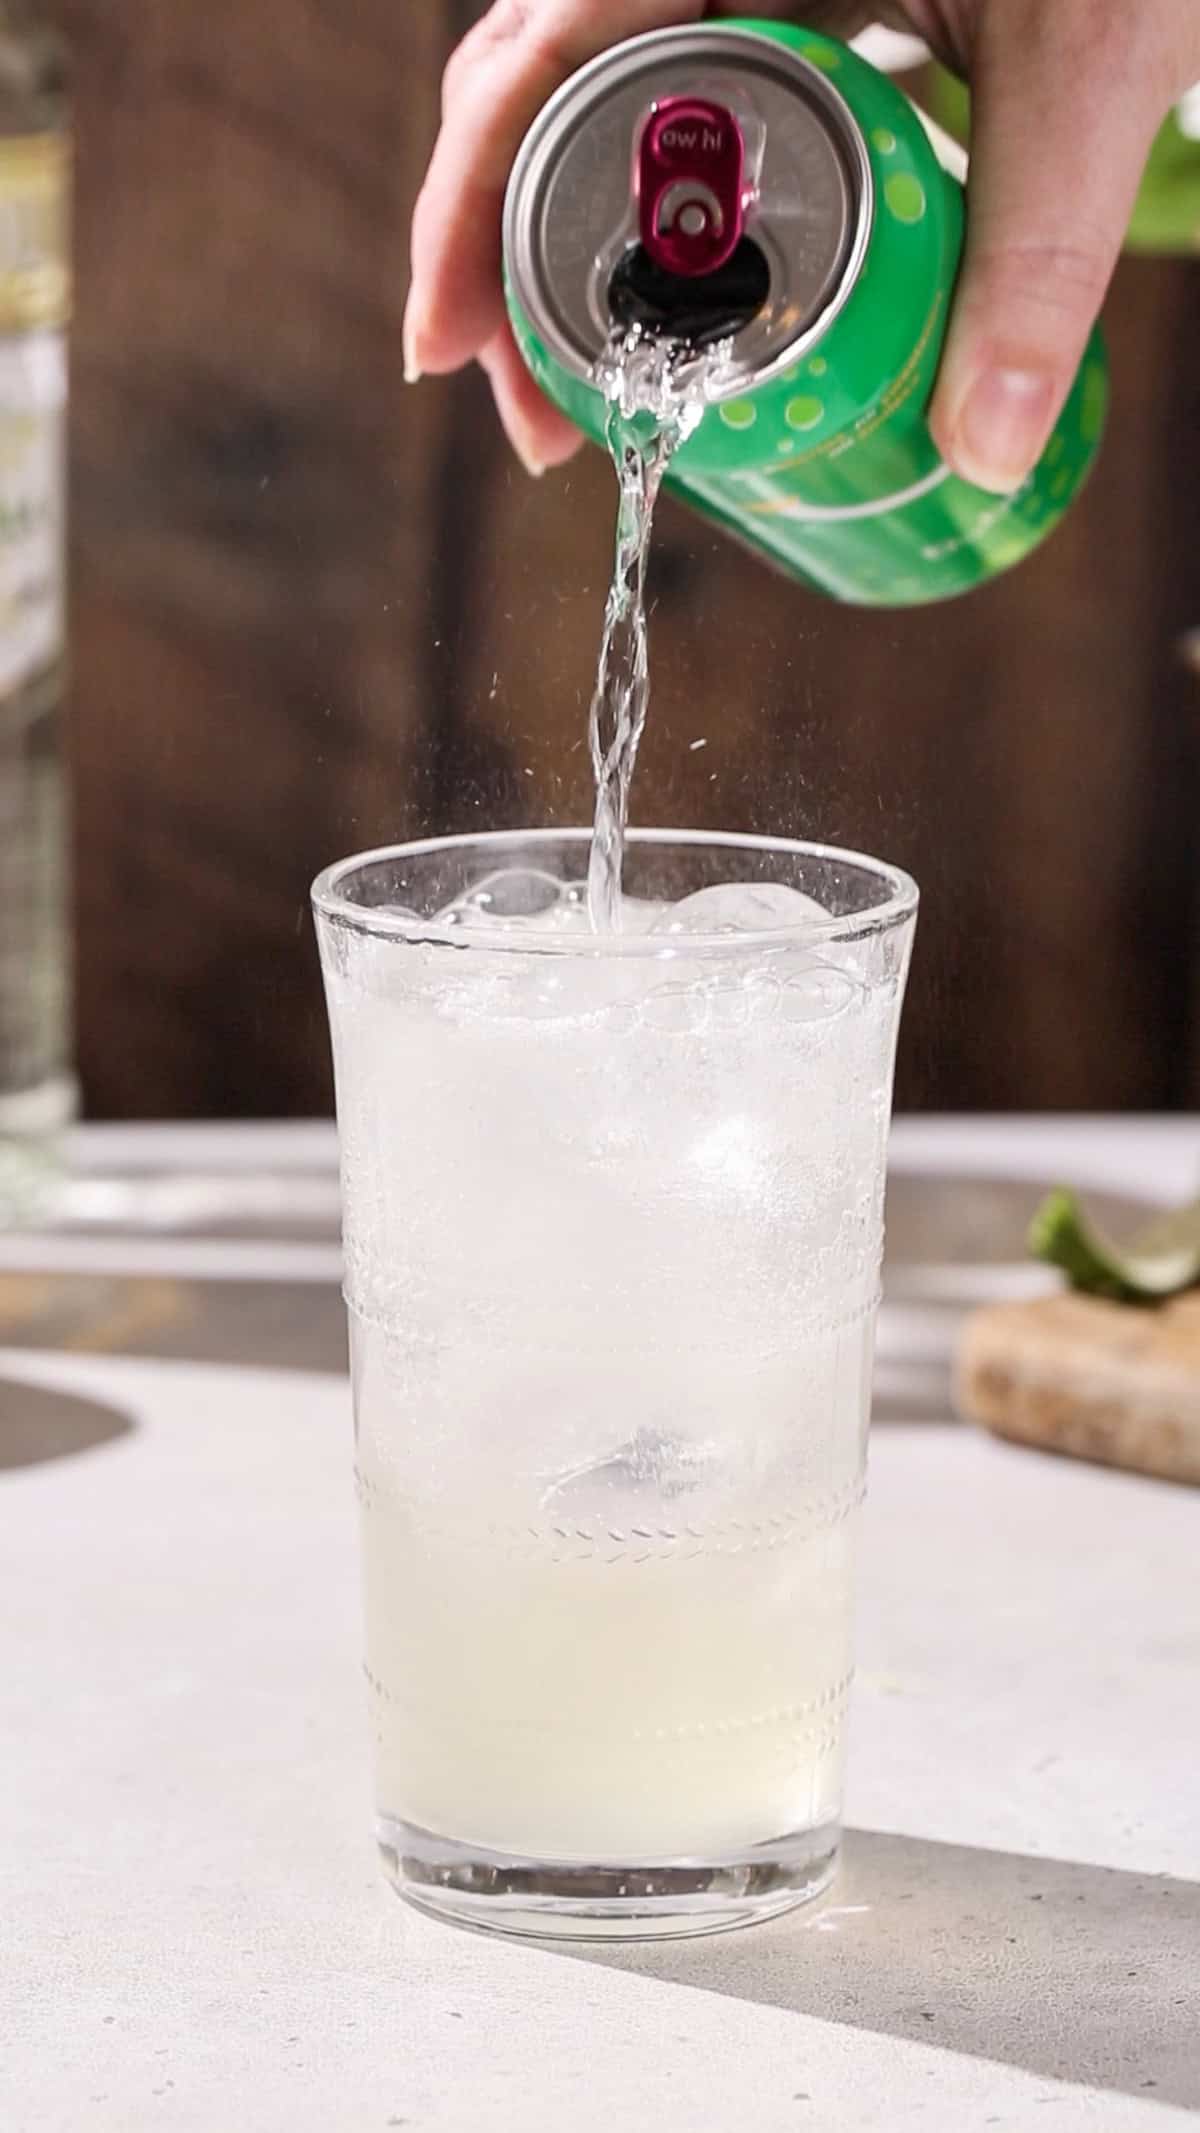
[[651, 880, 830, 937], [617, 894, 675, 935], [541, 1427, 719, 1516]]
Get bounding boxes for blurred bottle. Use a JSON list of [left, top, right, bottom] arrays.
[[0, 0, 70, 1219], [928, 67, 1200, 256], [1126, 91, 1200, 255]]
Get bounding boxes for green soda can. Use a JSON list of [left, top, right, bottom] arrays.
[[502, 19, 1108, 606]]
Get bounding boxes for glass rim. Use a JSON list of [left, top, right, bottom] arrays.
[[310, 827, 919, 958]]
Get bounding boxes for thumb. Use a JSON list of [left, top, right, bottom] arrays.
[[929, 12, 1160, 493]]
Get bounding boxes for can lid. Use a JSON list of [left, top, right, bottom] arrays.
[[504, 25, 871, 396]]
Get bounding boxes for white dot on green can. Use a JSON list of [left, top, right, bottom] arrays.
[[884, 173, 926, 224], [871, 128, 897, 155], [720, 399, 757, 431], [785, 395, 824, 432]]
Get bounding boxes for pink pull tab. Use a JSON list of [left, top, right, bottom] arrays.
[[637, 97, 746, 279]]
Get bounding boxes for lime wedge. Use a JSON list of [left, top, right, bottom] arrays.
[[1030, 1188, 1200, 1304]]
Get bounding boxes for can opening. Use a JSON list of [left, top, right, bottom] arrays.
[[607, 236, 770, 347]]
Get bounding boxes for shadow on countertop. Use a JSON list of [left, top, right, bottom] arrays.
[[566, 1826, 1198, 2109], [0, 1376, 135, 1468]]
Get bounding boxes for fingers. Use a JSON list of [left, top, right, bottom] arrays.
[[478, 319, 586, 476], [405, 0, 704, 381], [929, 6, 1168, 492]]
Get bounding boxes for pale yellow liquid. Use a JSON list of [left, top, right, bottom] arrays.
[[335, 903, 896, 1866], [356, 1331, 866, 1863]]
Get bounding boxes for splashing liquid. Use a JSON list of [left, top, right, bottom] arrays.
[[585, 330, 715, 931]]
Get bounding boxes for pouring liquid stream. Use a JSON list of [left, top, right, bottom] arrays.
[[585, 329, 719, 931]]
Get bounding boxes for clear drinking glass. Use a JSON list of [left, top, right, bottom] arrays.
[[313, 829, 917, 1941]]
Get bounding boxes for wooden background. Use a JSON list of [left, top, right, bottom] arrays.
[[55, 0, 1200, 1117]]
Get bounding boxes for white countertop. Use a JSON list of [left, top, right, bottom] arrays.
[[3, 1120, 1198, 2132]]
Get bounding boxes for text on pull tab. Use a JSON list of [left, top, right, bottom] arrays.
[[637, 97, 748, 279]]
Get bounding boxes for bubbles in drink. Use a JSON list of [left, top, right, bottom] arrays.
[[421, 864, 863, 1039], [433, 868, 672, 940], [780, 968, 860, 1023], [461, 866, 564, 917], [435, 869, 589, 934]]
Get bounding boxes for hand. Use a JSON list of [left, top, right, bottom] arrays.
[[404, 3, 1200, 490]]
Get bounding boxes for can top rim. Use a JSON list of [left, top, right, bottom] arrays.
[[502, 22, 873, 399]]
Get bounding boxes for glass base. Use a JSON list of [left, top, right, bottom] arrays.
[[379, 1815, 840, 1942]]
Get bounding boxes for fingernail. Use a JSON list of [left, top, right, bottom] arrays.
[[402, 301, 424, 385], [514, 443, 546, 479], [953, 368, 1056, 493]]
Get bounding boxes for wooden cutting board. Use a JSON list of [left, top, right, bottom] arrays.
[[956, 1290, 1200, 1485]]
